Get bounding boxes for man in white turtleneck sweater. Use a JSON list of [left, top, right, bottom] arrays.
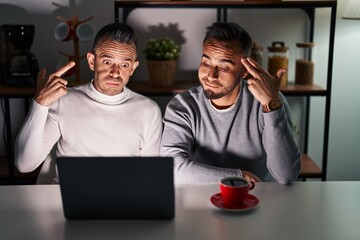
[[15, 23, 162, 183]]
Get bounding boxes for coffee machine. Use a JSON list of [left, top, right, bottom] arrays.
[[0, 24, 39, 87]]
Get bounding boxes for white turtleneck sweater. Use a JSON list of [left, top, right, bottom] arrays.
[[15, 81, 163, 178]]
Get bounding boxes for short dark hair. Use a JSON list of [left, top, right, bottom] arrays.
[[203, 22, 252, 56], [92, 22, 137, 52]]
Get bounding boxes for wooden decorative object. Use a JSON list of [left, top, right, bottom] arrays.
[[55, 16, 94, 83], [146, 60, 177, 86]]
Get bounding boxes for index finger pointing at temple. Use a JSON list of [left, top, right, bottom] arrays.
[[241, 58, 262, 79], [53, 61, 76, 78]]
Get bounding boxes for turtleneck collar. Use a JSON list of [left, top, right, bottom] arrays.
[[85, 80, 131, 105]]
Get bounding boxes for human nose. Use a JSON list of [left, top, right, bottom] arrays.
[[207, 66, 219, 81], [109, 64, 121, 78]]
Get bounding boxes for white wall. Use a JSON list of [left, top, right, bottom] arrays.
[[0, 0, 359, 181], [327, 0, 360, 180]]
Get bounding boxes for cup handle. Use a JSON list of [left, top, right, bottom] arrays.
[[249, 180, 255, 190]]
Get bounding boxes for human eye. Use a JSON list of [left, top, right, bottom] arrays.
[[219, 65, 230, 72], [121, 62, 130, 68], [103, 59, 112, 65], [219, 67, 229, 72], [201, 60, 211, 68]]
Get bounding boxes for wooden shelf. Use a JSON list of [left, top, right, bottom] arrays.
[[299, 154, 322, 178], [0, 81, 87, 98], [127, 80, 326, 96], [115, 1, 337, 9], [0, 86, 36, 97], [280, 83, 326, 96], [0, 80, 326, 97]]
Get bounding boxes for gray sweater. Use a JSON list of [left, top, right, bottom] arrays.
[[161, 80, 301, 184]]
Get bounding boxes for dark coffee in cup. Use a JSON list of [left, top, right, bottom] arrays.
[[220, 177, 255, 205], [221, 178, 248, 187]]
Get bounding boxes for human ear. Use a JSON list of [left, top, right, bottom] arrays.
[[130, 60, 139, 76], [87, 52, 95, 71]]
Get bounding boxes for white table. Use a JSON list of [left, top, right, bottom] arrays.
[[1, 182, 359, 240]]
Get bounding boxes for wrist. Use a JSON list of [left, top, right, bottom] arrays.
[[262, 98, 282, 113]]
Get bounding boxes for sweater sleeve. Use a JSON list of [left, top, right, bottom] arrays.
[[140, 103, 163, 156], [160, 96, 242, 184], [261, 93, 302, 184], [14, 100, 61, 173]]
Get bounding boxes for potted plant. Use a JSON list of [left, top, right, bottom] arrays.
[[143, 37, 180, 86]]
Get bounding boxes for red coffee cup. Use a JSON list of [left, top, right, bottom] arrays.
[[220, 177, 255, 205]]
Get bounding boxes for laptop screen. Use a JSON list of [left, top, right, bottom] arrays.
[[56, 156, 174, 220]]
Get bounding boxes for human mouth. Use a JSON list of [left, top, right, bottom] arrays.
[[106, 80, 122, 86], [202, 79, 222, 88]]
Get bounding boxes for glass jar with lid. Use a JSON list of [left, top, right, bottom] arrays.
[[267, 41, 289, 87], [250, 42, 263, 67], [295, 42, 316, 85]]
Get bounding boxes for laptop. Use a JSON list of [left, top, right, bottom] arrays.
[[56, 156, 174, 220]]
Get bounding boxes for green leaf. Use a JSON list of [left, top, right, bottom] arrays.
[[143, 37, 181, 60]]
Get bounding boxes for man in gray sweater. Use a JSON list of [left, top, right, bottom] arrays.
[[160, 22, 301, 184]]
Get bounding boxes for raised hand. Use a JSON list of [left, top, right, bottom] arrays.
[[241, 57, 285, 105], [35, 61, 76, 106]]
